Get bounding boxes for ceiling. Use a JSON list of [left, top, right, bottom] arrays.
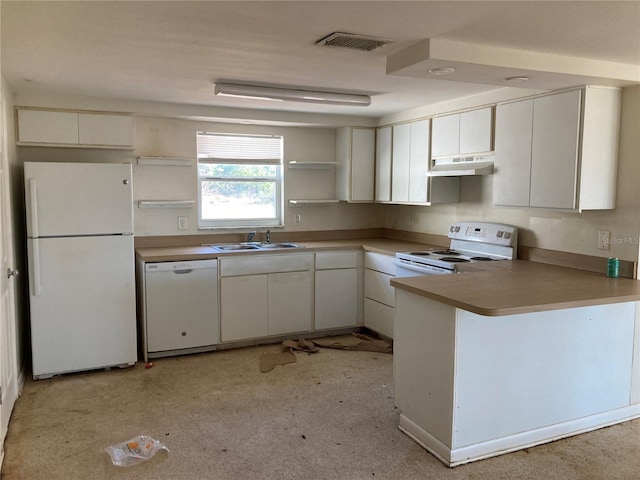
[[2, 1, 639, 119]]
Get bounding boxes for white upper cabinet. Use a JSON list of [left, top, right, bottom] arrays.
[[493, 100, 534, 207], [17, 109, 79, 145], [391, 122, 412, 202], [78, 113, 135, 147], [431, 107, 494, 158], [390, 120, 459, 205], [336, 127, 375, 202], [17, 108, 134, 149], [375, 126, 392, 202], [392, 120, 429, 203], [493, 86, 621, 211]]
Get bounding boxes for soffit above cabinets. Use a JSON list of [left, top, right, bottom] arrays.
[[387, 38, 640, 91]]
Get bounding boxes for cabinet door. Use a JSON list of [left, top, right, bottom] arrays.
[[408, 120, 429, 203], [364, 269, 395, 306], [431, 113, 460, 157], [17, 109, 78, 144], [350, 128, 375, 201], [78, 113, 134, 147], [220, 275, 268, 341], [267, 271, 312, 335], [391, 123, 410, 202], [364, 299, 394, 339], [336, 127, 374, 202], [530, 90, 581, 209], [315, 269, 358, 329], [375, 126, 392, 202], [460, 107, 493, 154], [493, 100, 534, 207]]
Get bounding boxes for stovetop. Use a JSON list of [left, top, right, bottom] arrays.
[[396, 221, 518, 271], [398, 248, 508, 266]]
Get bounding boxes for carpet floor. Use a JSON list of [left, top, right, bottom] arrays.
[[2, 339, 639, 480]]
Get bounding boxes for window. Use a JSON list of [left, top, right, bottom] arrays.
[[197, 132, 283, 228]]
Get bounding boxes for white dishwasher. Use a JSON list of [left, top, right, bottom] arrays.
[[144, 259, 219, 359]]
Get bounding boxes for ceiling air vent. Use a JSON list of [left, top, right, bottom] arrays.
[[315, 32, 390, 52]]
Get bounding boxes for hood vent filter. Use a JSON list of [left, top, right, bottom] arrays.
[[315, 32, 390, 52]]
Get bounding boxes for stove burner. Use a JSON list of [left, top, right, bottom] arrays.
[[470, 256, 493, 261], [439, 257, 470, 263], [431, 250, 460, 255], [408, 251, 432, 256]]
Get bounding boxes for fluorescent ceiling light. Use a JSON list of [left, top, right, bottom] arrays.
[[214, 83, 371, 107]]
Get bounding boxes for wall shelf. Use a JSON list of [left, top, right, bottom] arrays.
[[138, 200, 195, 209], [137, 156, 194, 166], [288, 161, 338, 169], [288, 199, 340, 207]]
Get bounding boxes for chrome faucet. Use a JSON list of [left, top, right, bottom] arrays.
[[265, 229, 271, 243], [247, 231, 257, 243]]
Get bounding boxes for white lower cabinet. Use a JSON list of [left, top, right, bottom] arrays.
[[267, 271, 313, 335], [363, 252, 396, 338], [219, 253, 313, 342], [314, 251, 362, 330], [220, 275, 269, 342]]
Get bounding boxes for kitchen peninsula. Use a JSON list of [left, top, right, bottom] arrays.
[[391, 261, 640, 467]]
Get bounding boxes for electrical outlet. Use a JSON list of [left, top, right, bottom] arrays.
[[294, 213, 302, 225], [178, 216, 188, 230], [597, 230, 610, 250]]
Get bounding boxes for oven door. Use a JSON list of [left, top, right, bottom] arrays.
[[394, 259, 454, 277]]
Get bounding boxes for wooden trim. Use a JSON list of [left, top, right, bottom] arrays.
[[518, 246, 637, 279]]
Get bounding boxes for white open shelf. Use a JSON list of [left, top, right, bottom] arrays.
[[288, 199, 340, 207], [288, 161, 338, 169], [137, 156, 194, 166], [138, 200, 195, 209]]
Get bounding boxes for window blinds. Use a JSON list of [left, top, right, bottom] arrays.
[[197, 132, 282, 165]]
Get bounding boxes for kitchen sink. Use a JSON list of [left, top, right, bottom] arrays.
[[257, 242, 301, 249], [208, 244, 261, 251], [207, 242, 303, 252]]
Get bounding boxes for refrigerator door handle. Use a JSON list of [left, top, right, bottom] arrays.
[[31, 239, 42, 296], [29, 178, 39, 238]]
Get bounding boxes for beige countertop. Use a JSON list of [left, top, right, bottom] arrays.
[[135, 238, 433, 262], [391, 259, 640, 316], [136, 239, 640, 316]]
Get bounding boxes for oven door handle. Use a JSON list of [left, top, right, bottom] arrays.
[[394, 259, 454, 275]]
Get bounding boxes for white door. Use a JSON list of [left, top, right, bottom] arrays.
[[315, 269, 358, 329], [28, 235, 137, 378], [267, 271, 312, 335], [1, 93, 19, 463], [24, 161, 133, 237]]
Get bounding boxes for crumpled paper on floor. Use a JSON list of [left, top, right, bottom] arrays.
[[260, 333, 392, 372]]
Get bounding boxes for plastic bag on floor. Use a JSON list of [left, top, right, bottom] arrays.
[[105, 435, 169, 467]]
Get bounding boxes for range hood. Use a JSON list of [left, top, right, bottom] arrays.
[[427, 156, 494, 177]]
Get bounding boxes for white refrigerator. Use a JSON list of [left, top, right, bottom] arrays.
[[25, 161, 137, 379]]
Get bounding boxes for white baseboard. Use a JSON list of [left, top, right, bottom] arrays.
[[399, 403, 640, 467]]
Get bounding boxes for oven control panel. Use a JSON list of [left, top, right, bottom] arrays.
[[448, 221, 518, 247]]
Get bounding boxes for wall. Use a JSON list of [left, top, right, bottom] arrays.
[[15, 104, 382, 237], [381, 86, 640, 262], [14, 85, 640, 259]]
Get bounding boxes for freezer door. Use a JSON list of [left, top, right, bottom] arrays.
[[28, 235, 137, 377], [24, 162, 133, 237]]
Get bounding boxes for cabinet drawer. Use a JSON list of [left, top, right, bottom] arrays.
[[364, 269, 395, 307], [315, 250, 360, 269], [364, 252, 396, 275], [364, 299, 394, 339], [219, 253, 313, 277]]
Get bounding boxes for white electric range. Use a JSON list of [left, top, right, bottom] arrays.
[[395, 221, 518, 276]]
